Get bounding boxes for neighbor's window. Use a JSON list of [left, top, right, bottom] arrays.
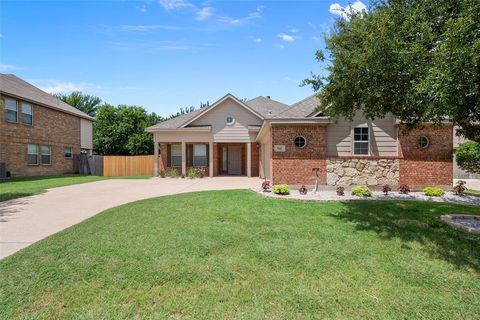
[[41, 145, 52, 165], [193, 144, 207, 167], [5, 98, 18, 122], [64, 147, 73, 159], [353, 127, 369, 155], [419, 135, 429, 149], [21, 102, 33, 125], [27, 144, 38, 165], [170, 144, 182, 167], [294, 136, 306, 148]]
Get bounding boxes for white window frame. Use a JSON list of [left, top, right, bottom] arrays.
[[294, 136, 307, 148], [41, 145, 52, 165], [64, 147, 73, 159], [21, 102, 33, 125], [353, 127, 370, 156], [226, 115, 235, 126], [27, 144, 38, 165], [193, 144, 207, 167], [5, 97, 18, 123], [170, 144, 182, 167]]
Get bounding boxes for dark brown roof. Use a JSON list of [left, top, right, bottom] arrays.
[[0, 74, 94, 121]]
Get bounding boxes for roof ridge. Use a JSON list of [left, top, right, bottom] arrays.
[[290, 93, 318, 107]]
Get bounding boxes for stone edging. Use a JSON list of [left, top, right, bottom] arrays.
[[440, 215, 480, 234]]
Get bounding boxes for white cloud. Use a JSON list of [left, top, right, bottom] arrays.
[[329, 1, 366, 20], [218, 6, 263, 25], [277, 33, 296, 42], [278, 44, 285, 49], [289, 28, 299, 33], [254, 38, 262, 43], [0, 64, 20, 72], [159, 0, 192, 10], [138, 4, 147, 12], [32, 80, 102, 94], [196, 7, 214, 21]]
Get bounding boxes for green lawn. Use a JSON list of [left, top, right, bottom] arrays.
[[0, 174, 152, 202], [466, 189, 480, 196], [1, 190, 479, 319]]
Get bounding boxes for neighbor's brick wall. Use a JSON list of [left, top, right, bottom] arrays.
[[398, 125, 453, 188], [0, 94, 81, 177], [271, 125, 327, 185]]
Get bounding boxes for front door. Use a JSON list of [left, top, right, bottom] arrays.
[[228, 145, 242, 175]]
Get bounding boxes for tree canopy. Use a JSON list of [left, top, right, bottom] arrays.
[[303, 0, 480, 142], [456, 141, 480, 174], [55, 91, 102, 117]]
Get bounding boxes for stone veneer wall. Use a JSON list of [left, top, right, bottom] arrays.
[[327, 158, 400, 186]]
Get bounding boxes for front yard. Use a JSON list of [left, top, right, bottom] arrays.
[[0, 190, 479, 319]]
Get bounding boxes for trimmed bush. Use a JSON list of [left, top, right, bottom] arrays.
[[186, 167, 199, 179], [336, 186, 345, 196], [423, 187, 445, 197], [351, 185, 372, 197], [273, 184, 290, 195], [299, 185, 308, 195], [398, 184, 410, 194], [166, 167, 178, 178]]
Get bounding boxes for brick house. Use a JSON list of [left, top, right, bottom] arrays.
[[147, 93, 453, 189], [0, 74, 94, 177]]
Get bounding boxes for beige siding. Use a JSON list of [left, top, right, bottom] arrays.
[[256, 123, 272, 179], [190, 98, 262, 142], [327, 111, 397, 156], [154, 131, 212, 143], [80, 118, 93, 150]]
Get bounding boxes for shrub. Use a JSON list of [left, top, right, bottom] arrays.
[[351, 185, 372, 197], [423, 187, 445, 197], [159, 170, 166, 178], [261, 180, 271, 192], [186, 167, 199, 179], [299, 185, 308, 195], [456, 141, 480, 174], [336, 186, 345, 196], [452, 180, 466, 196], [166, 167, 178, 178], [273, 184, 290, 195], [398, 184, 410, 194], [382, 184, 391, 195], [197, 168, 206, 178]]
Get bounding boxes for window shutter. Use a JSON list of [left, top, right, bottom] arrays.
[[167, 144, 171, 167], [206, 144, 209, 165]]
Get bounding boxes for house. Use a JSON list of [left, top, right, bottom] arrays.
[[0, 74, 94, 177], [147, 93, 453, 189]]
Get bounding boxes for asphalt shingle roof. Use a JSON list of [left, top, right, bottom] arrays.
[[0, 74, 94, 121], [273, 94, 320, 119]]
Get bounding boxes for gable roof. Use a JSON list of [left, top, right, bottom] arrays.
[[180, 93, 264, 128], [273, 94, 321, 119], [0, 74, 95, 121], [245, 96, 289, 117]]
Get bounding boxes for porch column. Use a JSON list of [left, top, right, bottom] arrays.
[[181, 141, 186, 176], [209, 141, 214, 177], [247, 142, 252, 177], [154, 139, 159, 177]]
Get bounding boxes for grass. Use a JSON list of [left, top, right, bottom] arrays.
[[1, 191, 479, 319], [0, 174, 152, 202], [466, 189, 480, 196]]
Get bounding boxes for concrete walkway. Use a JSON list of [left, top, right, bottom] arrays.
[[0, 177, 258, 259]]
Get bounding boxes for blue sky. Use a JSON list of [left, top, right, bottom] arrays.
[[1, 0, 366, 117]]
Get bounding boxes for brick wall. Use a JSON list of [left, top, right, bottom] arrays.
[[0, 95, 81, 177], [398, 125, 453, 188], [271, 125, 327, 185], [251, 143, 259, 177]]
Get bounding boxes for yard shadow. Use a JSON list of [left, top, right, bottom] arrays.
[[0, 192, 35, 203], [330, 201, 480, 271]]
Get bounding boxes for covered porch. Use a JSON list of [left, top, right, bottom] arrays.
[[154, 141, 259, 178]]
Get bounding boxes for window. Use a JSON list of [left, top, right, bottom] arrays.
[[193, 144, 207, 167], [21, 102, 33, 125], [353, 127, 369, 155], [27, 144, 38, 165], [419, 135, 429, 149], [5, 98, 18, 122], [222, 146, 228, 171], [171, 144, 182, 167], [64, 147, 73, 159], [226, 115, 235, 125], [41, 145, 51, 165], [294, 136, 306, 148]]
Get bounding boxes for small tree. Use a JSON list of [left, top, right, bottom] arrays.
[[456, 141, 480, 174]]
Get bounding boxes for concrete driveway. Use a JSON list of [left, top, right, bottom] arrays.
[[0, 177, 258, 259]]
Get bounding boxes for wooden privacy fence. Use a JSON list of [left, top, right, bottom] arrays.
[[74, 154, 104, 176], [103, 155, 154, 177]]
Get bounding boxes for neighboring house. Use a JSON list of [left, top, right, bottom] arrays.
[[0, 74, 94, 177], [147, 93, 453, 189]]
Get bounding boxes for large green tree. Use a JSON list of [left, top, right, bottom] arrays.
[[55, 91, 102, 117], [94, 105, 161, 155], [303, 0, 480, 142]]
